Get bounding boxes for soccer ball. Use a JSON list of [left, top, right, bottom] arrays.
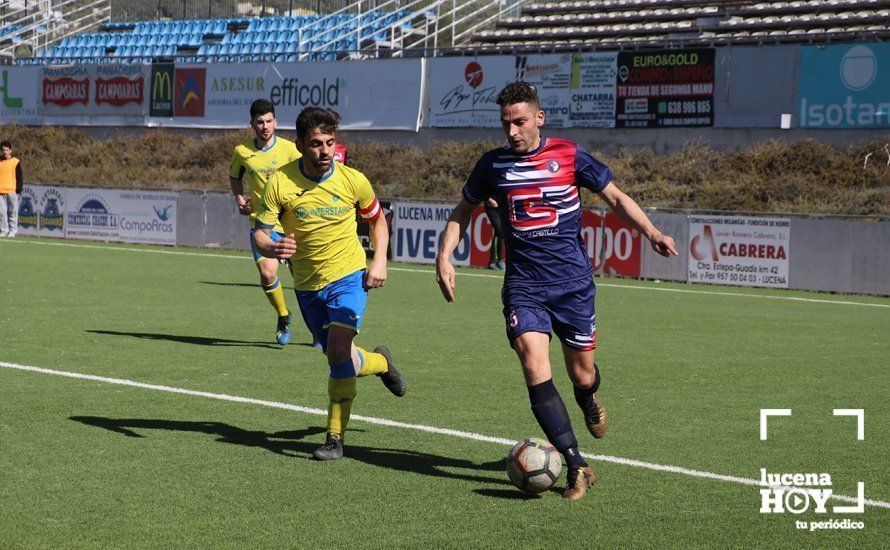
[[505, 438, 562, 493]]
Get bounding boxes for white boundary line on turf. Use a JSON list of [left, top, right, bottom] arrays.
[[2, 360, 888, 510], [5, 238, 889, 309]]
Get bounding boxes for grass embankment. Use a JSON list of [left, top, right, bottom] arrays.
[[3, 125, 888, 215]]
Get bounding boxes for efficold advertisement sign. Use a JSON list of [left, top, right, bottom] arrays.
[[148, 60, 423, 130], [688, 216, 790, 288], [799, 43, 890, 128]]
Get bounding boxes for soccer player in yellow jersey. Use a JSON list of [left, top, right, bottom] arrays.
[[229, 99, 301, 345], [253, 107, 406, 461]]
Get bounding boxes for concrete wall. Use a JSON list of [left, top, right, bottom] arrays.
[[641, 213, 689, 282], [789, 218, 890, 295], [171, 191, 889, 295], [176, 191, 250, 251], [714, 45, 800, 129]]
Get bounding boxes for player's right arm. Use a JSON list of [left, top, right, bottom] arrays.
[[252, 174, 296, 260], [253, 227, 296, 260], [435, 198, 476, 302], [228, 149, 252, 215], [437, 155, 493, 302]]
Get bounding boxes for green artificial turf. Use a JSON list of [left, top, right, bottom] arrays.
[[1, 238, 887, 547]]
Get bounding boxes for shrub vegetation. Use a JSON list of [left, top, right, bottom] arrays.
[[3, 125, 887, 215]]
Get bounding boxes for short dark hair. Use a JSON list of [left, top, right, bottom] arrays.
[[496, 81, 540, 110], [249, 99, 275, 120], [0, 140, 11, 149], [295, 107, 341, 141]]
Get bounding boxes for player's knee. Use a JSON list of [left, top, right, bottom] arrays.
[[258, 264, 278, 284], [521, 361, 552, 386], [328, 357, 355, 380], [325, 342, 352, 365]]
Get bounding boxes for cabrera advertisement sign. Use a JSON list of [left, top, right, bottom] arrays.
[[799, 43, 890, 128], [688, 216, 790, 288]]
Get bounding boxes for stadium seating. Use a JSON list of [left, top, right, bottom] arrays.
[[471, 0, 890, 49], [31, 10, 422, 65]]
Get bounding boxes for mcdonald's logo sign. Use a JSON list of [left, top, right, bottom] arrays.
[[150, 63, 174, 117]]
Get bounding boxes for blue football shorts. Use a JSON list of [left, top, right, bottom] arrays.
[[295, 270, 368, 352], [502, 276, 597, 351]]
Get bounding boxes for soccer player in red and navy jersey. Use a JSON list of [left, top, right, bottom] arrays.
[[436, 82, 677, 500]]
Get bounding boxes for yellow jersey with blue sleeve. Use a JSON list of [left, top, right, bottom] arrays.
[[255, 159, 383, 291], [229, 135, 300, 231]]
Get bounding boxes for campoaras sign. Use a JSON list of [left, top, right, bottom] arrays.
[[42, 76, 89, 106]]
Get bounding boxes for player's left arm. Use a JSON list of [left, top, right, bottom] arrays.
[[365, 213, 388, 288], [253, 174, 296, 260], [357, 175, 387, 288], [599, 182, 678, 257], [575, 145, 677, 257]]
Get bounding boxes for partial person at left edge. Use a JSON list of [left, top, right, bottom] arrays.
[[0, 140, 24, 238]]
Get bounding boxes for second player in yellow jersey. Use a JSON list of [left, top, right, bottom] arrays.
[[228, 99, 301, 345]]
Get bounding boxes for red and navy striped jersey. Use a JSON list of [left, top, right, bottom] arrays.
[[462, 137, 613, 283]]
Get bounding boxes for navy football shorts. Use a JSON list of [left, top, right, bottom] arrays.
[[501, 276, 597, 351]]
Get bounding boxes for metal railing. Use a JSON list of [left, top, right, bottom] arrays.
[[109, 0, 360, 21], [10, 0, 532, 63], [0, 0, 111, 59]]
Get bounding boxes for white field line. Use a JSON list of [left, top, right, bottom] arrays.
[[4, 238, 889, 309], [2, 360, 888, 510]]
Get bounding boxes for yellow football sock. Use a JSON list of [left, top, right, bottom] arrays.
[[262, 279, 289, 317], [355, 347, 388, 377], [327, 377, 356, 440]]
